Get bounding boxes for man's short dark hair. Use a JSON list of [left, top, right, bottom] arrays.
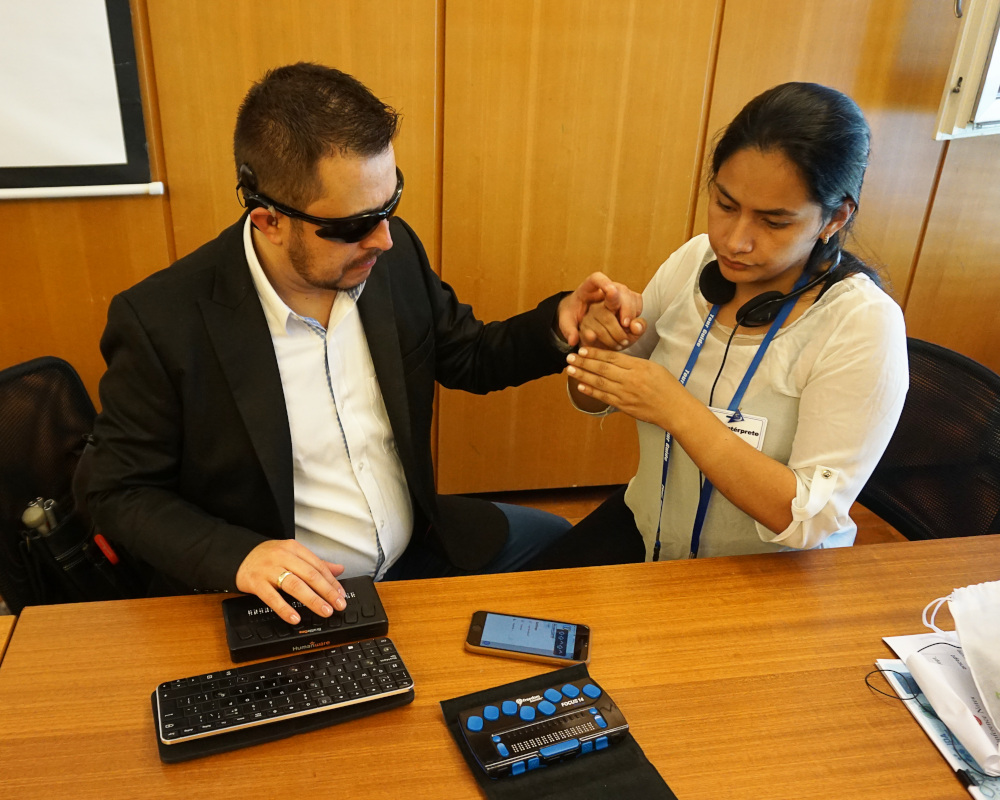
[[233, 62, 400, 207]]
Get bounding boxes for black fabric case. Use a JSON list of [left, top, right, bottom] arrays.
[[440, 663, 677, 799]]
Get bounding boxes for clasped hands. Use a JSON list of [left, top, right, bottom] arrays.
[[556, 272, 645, 348], [566, 280, 685, 430]]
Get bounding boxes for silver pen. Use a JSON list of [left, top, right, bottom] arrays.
[[42, 499, 59, 529]]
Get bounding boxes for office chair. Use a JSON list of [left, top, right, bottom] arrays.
[[0, 356, 115, 614], [857, 338, 1000, 540]]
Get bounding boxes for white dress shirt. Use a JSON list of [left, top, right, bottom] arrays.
[[243, 219, 413, 578]]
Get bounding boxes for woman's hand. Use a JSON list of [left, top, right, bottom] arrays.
[[567, 347, 686, 429], [568, 347, 799, 534]]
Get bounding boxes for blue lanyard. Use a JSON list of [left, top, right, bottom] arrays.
[[651, 273, 809, 561]]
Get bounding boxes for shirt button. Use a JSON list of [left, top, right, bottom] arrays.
[[821, 469, 832, 479]]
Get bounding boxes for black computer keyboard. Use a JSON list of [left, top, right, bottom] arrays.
[[154, 637, 413, 752]]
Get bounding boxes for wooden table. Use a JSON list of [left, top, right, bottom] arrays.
[[0, 536, 997, 799], [0, 615, 14, 666]]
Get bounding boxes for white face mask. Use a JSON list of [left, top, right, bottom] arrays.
[[947, 582, 1000, 724], [919, 580, 1000, 775]]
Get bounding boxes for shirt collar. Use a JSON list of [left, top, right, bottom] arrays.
[[242, 216, 366, 335]]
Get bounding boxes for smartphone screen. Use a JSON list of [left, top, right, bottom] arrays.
[[479, 612, 579, 659]]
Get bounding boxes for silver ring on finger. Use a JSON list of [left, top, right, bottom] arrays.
[[276, 570, 293, 590]]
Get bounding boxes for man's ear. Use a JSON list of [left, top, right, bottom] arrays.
[[248, 207, 283, 245]]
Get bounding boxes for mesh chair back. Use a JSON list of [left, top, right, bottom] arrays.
[[0, 357, 96, 613], [857, 338, 1000, 539]]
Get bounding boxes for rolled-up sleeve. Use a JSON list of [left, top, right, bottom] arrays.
[[755, 296, 908, 550]]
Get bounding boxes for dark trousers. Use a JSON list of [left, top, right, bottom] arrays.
[[522, 485, 646, 571]]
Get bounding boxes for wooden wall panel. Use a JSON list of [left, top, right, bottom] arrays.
[[437, 0, 722, 493], [693, 0, 960, 301], [0, 197, 172, 400], [905, 135, 1000, 371], [8, 0, 996, 504], [145, 0, 442, 263], [0, 0, 172, 401]]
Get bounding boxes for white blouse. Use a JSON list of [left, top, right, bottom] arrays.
[[597, 234, 908, 560]]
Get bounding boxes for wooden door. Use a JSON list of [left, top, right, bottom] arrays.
[[693, 0, 961, 299], [145, 0, 442, 262], [905, 134, 1000, 372], [437, 0, 722, 493]]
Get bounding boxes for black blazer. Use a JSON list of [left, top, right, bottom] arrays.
[[87, 216, 568, 591]]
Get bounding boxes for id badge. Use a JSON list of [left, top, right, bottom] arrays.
[[709, 406, 767, 451]]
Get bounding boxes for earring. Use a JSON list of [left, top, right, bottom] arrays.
[[823, 233, 831, 244]]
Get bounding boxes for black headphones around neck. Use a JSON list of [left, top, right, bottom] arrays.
[[698, 254, 839, 328]]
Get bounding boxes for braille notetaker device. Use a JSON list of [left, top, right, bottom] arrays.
[[458, 676, 629, 778], [222, 575, 389, 662]]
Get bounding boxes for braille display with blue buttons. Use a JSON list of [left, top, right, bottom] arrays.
[[458, 677, 628, 778]]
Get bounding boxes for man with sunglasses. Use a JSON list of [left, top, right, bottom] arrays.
[[87, 63, 641, 624]]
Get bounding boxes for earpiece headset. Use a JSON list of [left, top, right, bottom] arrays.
[[698, 251, 841, 328], [237, 163, 272, 213]]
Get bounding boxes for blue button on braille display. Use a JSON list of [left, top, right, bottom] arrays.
[[582, 683, 601, 699], [492, 735, 501, 742], [544, 688, 562, 703], [595, 735, 608, 750], [527, 756, 540, 770], [519, 705, 536, 721], [466, 715, 483, 732], [561, 683, 580, 699], [484, 705, 500, 721], [594, 715, 607, 729], [538, 700, 556, 716], [581, 740, 594, 754], [539, 738, 580, 759], [511, 761, 526, 776], [589, 708, 598, 715], [502, 700, 518, 716], [497, 743, 509, 757]]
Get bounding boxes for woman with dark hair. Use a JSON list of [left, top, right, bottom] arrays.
[[546, 82, 908, 563]]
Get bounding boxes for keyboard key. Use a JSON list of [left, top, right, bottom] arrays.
[[539, 738, 579, 759]]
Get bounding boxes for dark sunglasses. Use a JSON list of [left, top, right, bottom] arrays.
[[237, 165, 404, 243]]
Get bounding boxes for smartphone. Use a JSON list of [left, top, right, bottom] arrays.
[[464, 610, 591, 665]]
